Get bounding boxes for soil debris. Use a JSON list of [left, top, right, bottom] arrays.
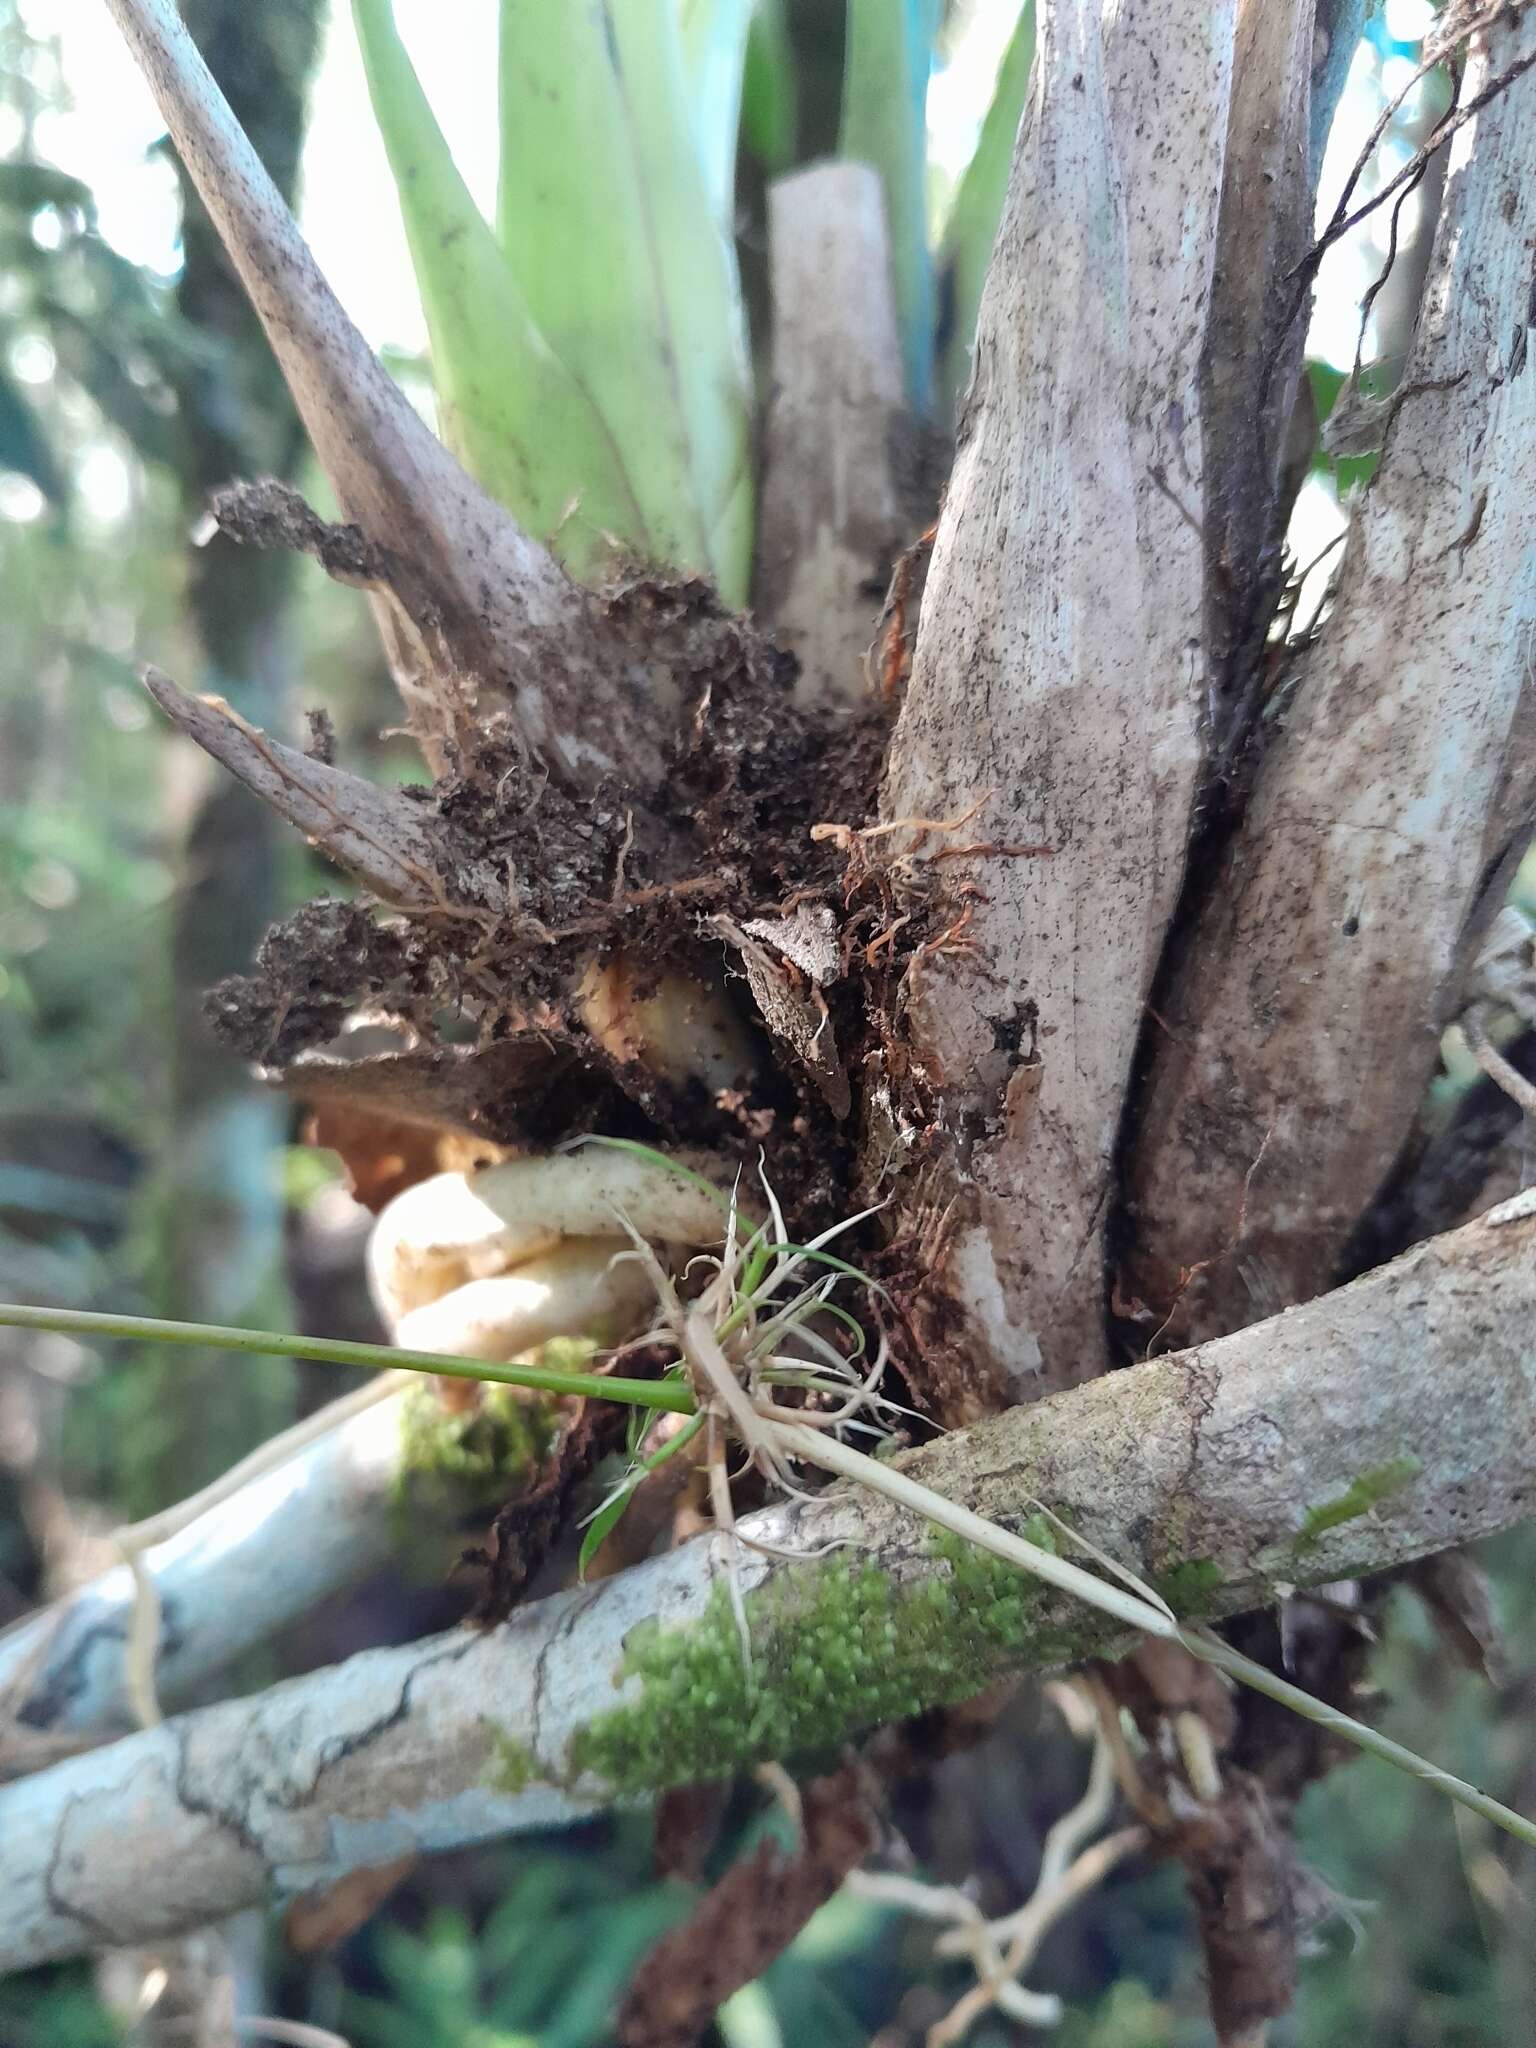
[[206, 477, 390, 586]]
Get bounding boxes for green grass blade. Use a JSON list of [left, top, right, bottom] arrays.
[[578, 1409, 706, 1575], [678, 0, 755, 228], [936, 2, 1035, 423], [839, 0, 939, 415], [351, 0, 641, 581], [0, 1301, 696, 1412], [1184, 1626, 1536, 1853], [497, 0, 754, 605]]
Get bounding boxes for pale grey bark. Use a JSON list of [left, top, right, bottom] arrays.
[[1202, 0, 1319, 754], [143, 670, 461, 910], [880, 0, 1236, 1399], [0, 1384, 408, 1740], [2, 1199, 1532, 1972], [1125, 9, 1536, 1345], [754, 163, 913, 707]]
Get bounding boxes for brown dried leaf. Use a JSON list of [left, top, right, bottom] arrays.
[[1407, 1549, 1508, 1685], [653, 1783, 731, 1885], [469, 1395, 633, 1623], [304, 1104, 445, 1216], [616, 1764, 876, 2048], [284, 1855, 416, 1953], [713, 915, 850, 1119], [742, 904, 841, 984]]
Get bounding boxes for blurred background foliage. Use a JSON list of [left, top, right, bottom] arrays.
[[1, 1, 1532, 2043]]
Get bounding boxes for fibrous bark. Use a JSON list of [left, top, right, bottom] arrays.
[[1124, 7, 1536, 1346], [754, 162, 919, 708], [2, 1199, 1532, 1971], [880, 0, 1236, 1398]]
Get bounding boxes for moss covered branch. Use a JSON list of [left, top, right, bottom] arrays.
[[2, 1200, 1534, 1970]]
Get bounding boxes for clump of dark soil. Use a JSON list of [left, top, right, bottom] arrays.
[[206, 901, 416, 1066], [207, 577, 892, 1184]]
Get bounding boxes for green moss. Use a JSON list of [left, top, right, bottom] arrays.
[[394, 1377, 558, 1516], [1295, 1457, 1422, 1553], [484, 1725, 540, 1795], [567, 1518, 1123, 1797], [1153, 1557, 1225, 1617]]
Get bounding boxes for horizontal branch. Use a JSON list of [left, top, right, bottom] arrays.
[[3, 1200, 1533, 1970], [0, 1381, 408, 1740]]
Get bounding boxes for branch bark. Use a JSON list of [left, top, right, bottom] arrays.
[[1124, 8, 1536, 1346], [143, 669, 461, 909], [880, 0, 1236, 1400], [0, 1384, 408, 1740], [2, 1200, 1532, 1971], [1201, 0, 1319, 759]]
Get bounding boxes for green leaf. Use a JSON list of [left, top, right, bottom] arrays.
[[678, 0, 756, 228], [578, 1410, 706, 1577], [542, 1885, 694, 2048], [1307, 358, 1381, 495], [351, 0, 642, 583], [839, 0, 939, 415], [741, 0, 796, 171], [936, 2, 1035, 423], [497, 0, 754, 604]]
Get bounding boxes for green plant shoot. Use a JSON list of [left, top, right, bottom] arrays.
[[936, 2, 1036, 421], [839, 0, 940, 415], [496, 0, 754, 605], [352, 0, 754, 604]]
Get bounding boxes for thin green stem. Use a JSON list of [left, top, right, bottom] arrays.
[[0, 1302, 696, 1415], [1182, 1626, 1536, 1851]]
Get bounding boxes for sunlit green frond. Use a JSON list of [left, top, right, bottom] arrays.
[[351, 0, 642, 583], [497, 0, 754, 606], [839, 0, 939, 416], [936, 2, 1035, 424]]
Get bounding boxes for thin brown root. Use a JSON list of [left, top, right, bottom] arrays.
[[1464, 1005, 1536, 1120]]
